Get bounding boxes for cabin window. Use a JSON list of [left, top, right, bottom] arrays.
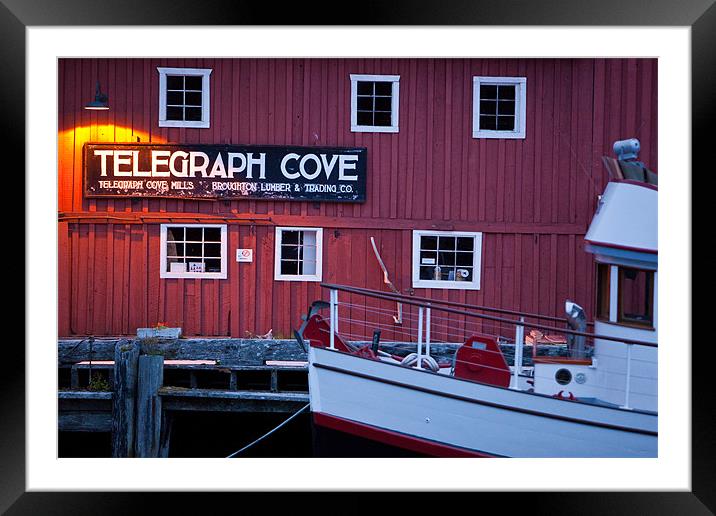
[[160, 224, 227, 279], [412, 230, 483, 290], [617, 267, 654, 328], [472, 76, 526, 139], [158, 67, 212, 128], [274, 227, 323, 282], [595, 263, 610, 321], [350, 74, 400, 133]]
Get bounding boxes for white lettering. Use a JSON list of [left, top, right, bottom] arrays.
[[113, 150, 133, 177], [151, 150, 171, 177], [94, 150, 113, 177], [280, 153, 301, 179], [169, 151, 189, 177], [339, 155, 358, 181], [209, 154, 227, 178], [227, 153, 246, 178], [189, 152, 210, 178]]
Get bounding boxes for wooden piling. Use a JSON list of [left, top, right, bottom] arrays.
[[111, 340, 139, 457], [136, 354, 164, 458]]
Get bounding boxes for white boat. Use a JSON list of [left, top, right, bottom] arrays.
[[296, 139, 658, 458]]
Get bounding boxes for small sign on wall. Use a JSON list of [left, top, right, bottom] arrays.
[[236, 249, 253, 263]]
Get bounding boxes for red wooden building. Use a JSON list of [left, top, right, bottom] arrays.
[[57, 58, 657, 338]]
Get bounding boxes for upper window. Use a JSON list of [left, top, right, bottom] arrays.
[[350, 74, 400, 133], [160, 224, 227, 279], [412, 231, 483, 290], [617, 267, 654, 328], [274, 227, 323, 282], [472, 76, 526, 139], [158, 67, 212, 128]]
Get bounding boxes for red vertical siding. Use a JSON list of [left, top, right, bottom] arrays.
[[58, 58, 658, 337]]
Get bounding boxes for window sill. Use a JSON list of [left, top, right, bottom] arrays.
[[159, 119, 210, 129], [275, 275, 322, 282], [160, 272, 227, 280], [351, 125, 399, 133], [412, 280, 480, 291], [472, 130, 525, 139]]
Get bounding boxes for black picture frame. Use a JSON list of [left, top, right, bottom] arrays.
[[5, 0, 709, 512]]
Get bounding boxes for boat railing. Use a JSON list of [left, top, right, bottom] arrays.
[[319, 283, 656, 408]]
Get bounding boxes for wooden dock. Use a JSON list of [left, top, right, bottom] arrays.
[[58, 337, 309, 457]]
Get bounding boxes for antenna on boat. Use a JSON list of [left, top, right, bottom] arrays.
[[369, 236, 403, 324]]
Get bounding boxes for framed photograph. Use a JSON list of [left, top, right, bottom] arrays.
[[8, 0, 710, 512]]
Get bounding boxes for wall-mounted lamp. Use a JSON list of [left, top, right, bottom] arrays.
[[85, 80, 109, 110]]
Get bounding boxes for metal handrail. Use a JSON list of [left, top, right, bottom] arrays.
[[325, 282, 588, 326], [320, 283, 657, 348]]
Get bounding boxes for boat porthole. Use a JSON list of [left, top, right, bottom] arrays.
[[575, 372, 587, 384], [555, 368, 572, 385]]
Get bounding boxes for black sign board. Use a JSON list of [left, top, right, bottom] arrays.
[[83, 143, 367, 202]]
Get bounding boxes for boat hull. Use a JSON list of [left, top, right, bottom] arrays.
[[308, 346, 657, 458]]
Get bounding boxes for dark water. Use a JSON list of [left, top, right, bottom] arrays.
[[58, 411, 314, 458]]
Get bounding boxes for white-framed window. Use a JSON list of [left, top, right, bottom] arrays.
[[472, 76, 526, 139], [274, 227, 323, 282], [160, 224, 227, 279], [350, 74, 400, 133], [158, 67, 212, 128], [412, 230, 483, 290]]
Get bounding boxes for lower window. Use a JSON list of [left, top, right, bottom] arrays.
[[412, 230, 482, 290], [274, 227, 323, 282], [160, 224, 227, 279]]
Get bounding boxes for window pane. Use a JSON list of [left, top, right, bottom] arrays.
[[166, 91, 184, 105], [166, 106, 184, 121], [357, 111, 374, 126], [420, 236, 438, 250], [438, 251, 456, 266], [497, 115, 515, 131], [596, 263, 610, 320], [166, 258, 186, 273], [373, 112, 392, 126], [618, 267, 653, 326], [420, 251, 437, 265], [357, 81, 373, 95], [456, 237, 474, 251], [204, 228, 221, 242], [204, 243, 221, 258], [167, 242, 184, 257], [438, 237, 456, 250], [185, 91, 202, 106], [455, 252, 473, 266], [185, 107, 203, 121], [498, 100, 515, 116], [166, 75, 184, 90], [281, 244, 299, 261], [282, 231, 299, 245], [456, 267, 473, 282], [184, 75, 203, 90], [480, 84, 497, 100], [374, 82, 392, 96], [374, 96, 392, 112], [186, 228, 203, 241], [205, 259, 221, 272], [498, 84, 515, 100], [281, 260, 299, 275], [302, 231, 316, 247], [480, 100, 497, 115], [302, 260, 317, 275], [480, 115, 497, 130], [419, 266, 435, 280], [357, 96, 373, 110], [167, 227, 184, 241], [186, 242, 202, 257]]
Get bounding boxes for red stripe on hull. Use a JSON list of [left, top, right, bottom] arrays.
[[313, 412, 497, 458]]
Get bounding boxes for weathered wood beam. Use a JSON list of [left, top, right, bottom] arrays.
[[59, 411, 112, 432], [59, 338, 307, 366], [136, 355, 164, 458], [111, 340, 139, 458]]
